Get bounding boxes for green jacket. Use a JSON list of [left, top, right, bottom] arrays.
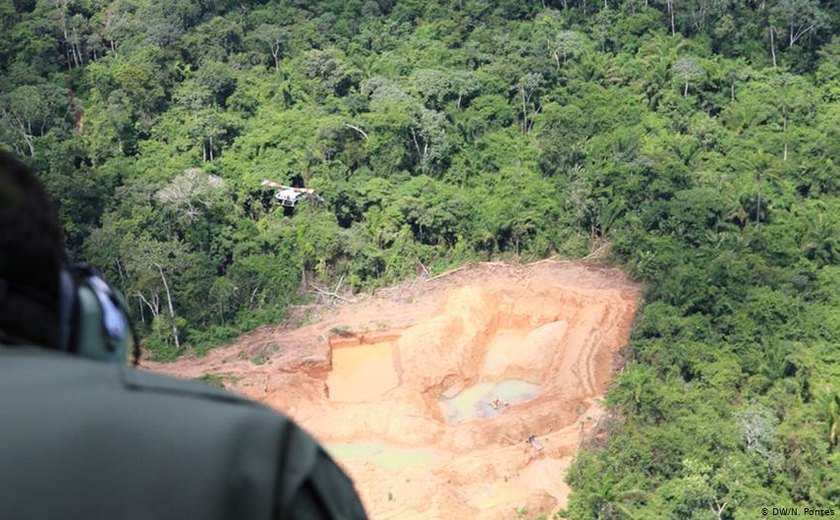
[[0, 345, 368, 520]]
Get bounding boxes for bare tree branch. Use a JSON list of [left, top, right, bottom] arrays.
[[343, 123, 369, 140]]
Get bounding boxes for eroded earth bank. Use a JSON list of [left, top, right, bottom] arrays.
[[148, 262, 641, 519]]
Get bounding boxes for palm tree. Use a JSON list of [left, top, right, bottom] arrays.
[[738, 152, 780, 225], [820, 389, 840, 446], [589, 478, 643, 519], [802, 212, 839, 264], [761, 341, 791, 382]]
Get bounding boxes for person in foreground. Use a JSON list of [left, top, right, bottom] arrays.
[[0, 150, 368, 520]]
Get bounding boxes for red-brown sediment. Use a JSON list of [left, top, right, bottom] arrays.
[[147, 261, 641, 519]]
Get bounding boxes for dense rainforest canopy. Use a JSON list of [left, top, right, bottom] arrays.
[[1, 0, 839, 516]]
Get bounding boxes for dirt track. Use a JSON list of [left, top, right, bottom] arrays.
[[147, 261, 641, 519]]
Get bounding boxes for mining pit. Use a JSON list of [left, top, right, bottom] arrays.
[[147, 262, 641, 519]]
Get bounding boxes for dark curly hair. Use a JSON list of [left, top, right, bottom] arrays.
[[0, 149, 65, 348]]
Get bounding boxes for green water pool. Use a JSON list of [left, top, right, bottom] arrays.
[[326, 442, 439, 470], [439, 379, 541, 424]]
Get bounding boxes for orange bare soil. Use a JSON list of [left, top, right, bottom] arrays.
[[146, 261, 641, 519]]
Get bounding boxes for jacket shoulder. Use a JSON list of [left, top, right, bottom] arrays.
[[120, 365, 262, 408]]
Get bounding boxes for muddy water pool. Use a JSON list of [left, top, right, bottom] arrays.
[[326, 341, 399, 402]]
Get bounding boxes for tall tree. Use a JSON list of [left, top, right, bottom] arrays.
[[122, 236, 192, 351], [547, 30, 587, 67], [251, 23, 287, 72], [514, 73, 542, 134], [672, 56, 703, 96], [770, 0, 829, 50], [0, 83, 68, 156]]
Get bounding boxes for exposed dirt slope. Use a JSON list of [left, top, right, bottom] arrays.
[[146, 261, 641, 519]]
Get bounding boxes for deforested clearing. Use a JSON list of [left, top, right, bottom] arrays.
[[148, 261, 641, 518]]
